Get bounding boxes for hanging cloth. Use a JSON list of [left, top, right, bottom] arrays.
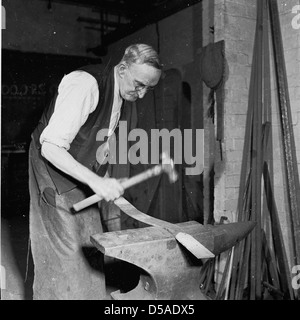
[[200, 40, 225, 141]]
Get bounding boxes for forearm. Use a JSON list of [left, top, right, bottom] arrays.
[[41, 141, 99, 187]]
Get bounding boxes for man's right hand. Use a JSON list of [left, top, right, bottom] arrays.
[[89, 176, 124, 202]]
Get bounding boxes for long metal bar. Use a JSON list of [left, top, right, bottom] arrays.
[[250, 0, 263, 298], [261, 122, 281, 290], [77, 17, 127, 28], [215, 250, 232, 300], [235, 175, 252, 299], [261, 229, 280, 292], [114, 197, 215, 259], [253, 0, 264, 299], [236, 37, 257, 223], [262, 0, 274, 270], [262, 163, 295, 299], [43, 0, 135, 15]]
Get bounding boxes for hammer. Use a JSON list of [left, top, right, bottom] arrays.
[[73, 152, 178, 212]]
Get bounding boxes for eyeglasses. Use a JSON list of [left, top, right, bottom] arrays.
[[127, 68, 155, 93]]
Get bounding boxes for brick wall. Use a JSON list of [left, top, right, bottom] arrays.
[[212, 0, 257, 224]]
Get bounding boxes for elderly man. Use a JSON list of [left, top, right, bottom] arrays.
[[29, 44, 162, 300]]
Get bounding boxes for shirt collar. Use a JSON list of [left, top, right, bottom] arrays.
[[113, 66, 122, 102]]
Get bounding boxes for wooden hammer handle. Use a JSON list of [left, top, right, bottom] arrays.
[[73, 194, 102, 212], [73, 165, 163, 212]]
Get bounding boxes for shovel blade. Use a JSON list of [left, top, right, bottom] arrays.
[[175, 232, 215, 259]]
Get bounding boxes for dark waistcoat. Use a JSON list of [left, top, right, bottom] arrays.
[[31, 63, 117, 194]]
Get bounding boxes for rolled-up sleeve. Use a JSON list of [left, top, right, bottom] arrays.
[[40, 70, 99, 150]]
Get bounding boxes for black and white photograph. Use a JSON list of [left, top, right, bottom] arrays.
[[0, 0, 299, 305]]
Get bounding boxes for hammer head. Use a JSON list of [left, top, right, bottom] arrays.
[[161, 152, 178, 183]]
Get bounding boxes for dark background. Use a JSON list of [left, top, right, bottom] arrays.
[[1, 49, 101, 218]]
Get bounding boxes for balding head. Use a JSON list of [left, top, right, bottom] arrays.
[[117, 44, 162, 102], [120, 44, 163, 70]]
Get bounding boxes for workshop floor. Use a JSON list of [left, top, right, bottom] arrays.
[[1, 212, 137, 300]]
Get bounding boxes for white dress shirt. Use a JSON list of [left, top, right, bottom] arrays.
[[40, 67, 123, 150]]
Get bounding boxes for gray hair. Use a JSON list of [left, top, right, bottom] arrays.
[[120, 44, 162, 70]]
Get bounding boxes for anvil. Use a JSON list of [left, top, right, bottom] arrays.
[[91, 220, 256, 300]]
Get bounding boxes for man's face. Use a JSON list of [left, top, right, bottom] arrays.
[[118, 62, 161, 102]]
